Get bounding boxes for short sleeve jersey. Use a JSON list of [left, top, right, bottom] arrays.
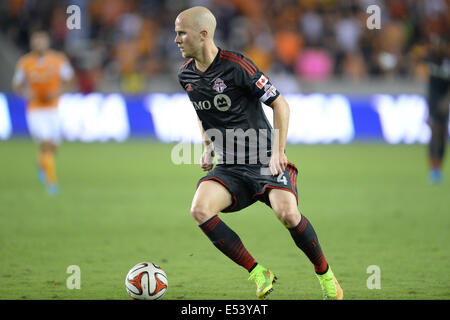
[[177, 48, 280, 165], [13, 50, 74, 109]]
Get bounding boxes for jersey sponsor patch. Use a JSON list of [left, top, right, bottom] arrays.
[[213, 94, 232, 111], [256, 74, 268, 89]]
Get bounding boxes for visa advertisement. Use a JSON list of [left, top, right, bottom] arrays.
[[0, 92, 447, 144]]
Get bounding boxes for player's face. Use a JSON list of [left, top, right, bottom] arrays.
[[30, 32, 50, 53], [174, 17, 200, 59]]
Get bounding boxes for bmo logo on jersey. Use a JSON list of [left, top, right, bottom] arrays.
[[193, 94, 232, 112], [213, 94, 232, 111], [193, 100, 211, 110]]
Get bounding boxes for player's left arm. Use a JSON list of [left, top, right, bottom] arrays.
[[60, 54, 75, 91], [235, 53, 289, 175], [268, 95, 290, 176], [48, 53, 75, 100]]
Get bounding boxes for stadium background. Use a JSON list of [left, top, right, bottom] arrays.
[[0, 0, 449, 300]]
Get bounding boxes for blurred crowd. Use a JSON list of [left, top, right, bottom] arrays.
[[1, 0, 449, 93]]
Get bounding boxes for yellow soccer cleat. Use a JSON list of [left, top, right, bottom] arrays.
[[248, 264, 277, 299], [316, 267, 344, 300]]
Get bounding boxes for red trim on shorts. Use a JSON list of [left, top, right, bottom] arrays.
[[253, 162, 299, 205], [288, 166, 294, 188], [287, 162, 298, 197], [197, 177, 238, 212]]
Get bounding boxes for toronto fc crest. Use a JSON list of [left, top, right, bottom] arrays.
[[212, 78, 227, 93]]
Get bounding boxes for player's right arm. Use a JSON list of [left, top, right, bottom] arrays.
[[197, 117, 215, 171], [12, 57, 32, 100], [268, 94, 290, 176], [177, 62, 214, 171], [44, 52, 75, 101], [56, 53, 75, 94]]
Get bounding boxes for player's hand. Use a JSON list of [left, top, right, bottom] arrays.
[[24, 87, 36, 101], [200, 146, 215, 171], [45, 89, 61, 102], [269, 152, 288, 176]]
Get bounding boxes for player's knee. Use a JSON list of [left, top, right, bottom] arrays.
[[432, 124, 446, 134], [190, 204, 215, 224], [274, 207, 301, 228], [40, 141, 56, 153]]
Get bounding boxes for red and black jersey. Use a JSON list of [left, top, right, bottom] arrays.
[[178, 48, 280, 165]]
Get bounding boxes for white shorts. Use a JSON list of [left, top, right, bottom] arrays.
[[26, 108, 62, 145]]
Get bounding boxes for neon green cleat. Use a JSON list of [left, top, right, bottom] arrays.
[[248, 264, 277, 299], [316, 267, 343, 300]]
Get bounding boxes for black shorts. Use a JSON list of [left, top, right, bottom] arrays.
[[197, 163, 298, 213], [427, 76, 450, 127]]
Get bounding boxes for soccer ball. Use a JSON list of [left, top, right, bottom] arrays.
[[125, 262, 168, 300]]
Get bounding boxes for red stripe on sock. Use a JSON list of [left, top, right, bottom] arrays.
[[208, 216, 220, 230], [229, 240, 256, 271], [313, 254, 328, 274], [200, 216, 220, 234], [291, 216, 307, 234]]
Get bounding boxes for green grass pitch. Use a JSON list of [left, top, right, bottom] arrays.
[[0, 140, 449, 300]]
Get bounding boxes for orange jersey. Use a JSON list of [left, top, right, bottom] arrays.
[[14, 50, 73, 110]]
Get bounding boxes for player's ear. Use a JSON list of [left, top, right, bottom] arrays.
[[199, 29, 208, 40]]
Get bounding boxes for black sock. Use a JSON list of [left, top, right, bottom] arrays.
[[288, 215, 328, 274], [199, 215, 257, 272], [429, 125, 446, 169]]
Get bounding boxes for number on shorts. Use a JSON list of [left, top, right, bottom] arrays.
[[277, 172, 287, 185]]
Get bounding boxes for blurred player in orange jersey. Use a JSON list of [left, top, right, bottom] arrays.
[[12, 29, 74, 194]]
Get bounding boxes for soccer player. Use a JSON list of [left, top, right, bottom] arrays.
[[175, 6, 343, 299], [425, 36, 449, 184], [12, 29, 74, 194]]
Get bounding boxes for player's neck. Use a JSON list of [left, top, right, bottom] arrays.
[[33, 50, 47, 57], [195, 45, 218, 73]]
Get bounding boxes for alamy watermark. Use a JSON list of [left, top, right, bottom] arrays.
[[171, 128, 274, 164], [170, 128, 281, 175], [66, 265, 81, 290], [366, 5, 381, 30], [65, 4, 382, 32], [66, 5, 81, 30], [366, 265, 381, 289]]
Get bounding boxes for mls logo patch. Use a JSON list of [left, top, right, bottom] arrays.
[[212, 78, 227, 93]]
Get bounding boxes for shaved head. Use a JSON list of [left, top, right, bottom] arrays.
[[176, 6, 217, 40], [174, 6, 219, 68]]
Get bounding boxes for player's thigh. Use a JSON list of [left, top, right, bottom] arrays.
[[268, 188, 301, 228], [190, 180, 233, 224], [39, 140, 58, 153], [27, 109, 61, 146]]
